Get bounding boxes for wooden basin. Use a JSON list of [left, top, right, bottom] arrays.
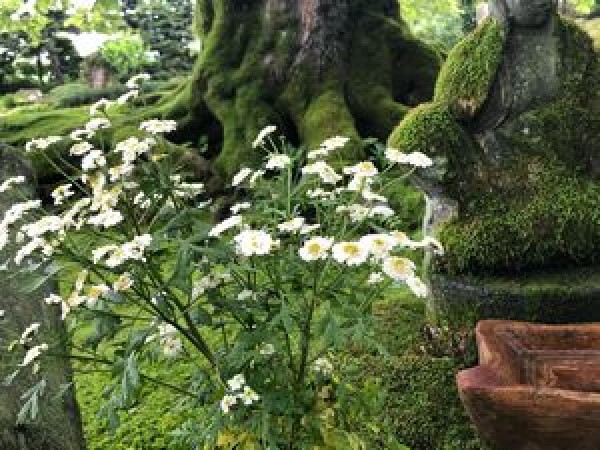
[[457, 320, 600, 450]]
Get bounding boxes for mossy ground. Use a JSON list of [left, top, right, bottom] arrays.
[[66, 284, 482, 449]]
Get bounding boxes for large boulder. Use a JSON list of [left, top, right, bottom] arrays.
[[0, 142, 86, 450]]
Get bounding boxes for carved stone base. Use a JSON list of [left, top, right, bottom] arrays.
[[430, 267, 600, 324]]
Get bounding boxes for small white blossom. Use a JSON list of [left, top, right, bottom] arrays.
[[313, 357, 334, 376], [126, 73, 151, 89], [382, 256, 416, 282], [385, 148, 433, 168], [117, 89, 139, 105], [139, 119, 177, 134], [234, 230, 277, 257], [359, 234, 398, 260], [239, 386, 260, 405], [115, 136, 153, 163], [299, 224, 321, 235], [277, 217, 305, 233], [302, 161, 342, 185], [220, 394, 237, 414], [88, 210, 123, 228], [265, 154, 291, 170], [232, 168, 253, 187], [25, 136, 61, 153], [332, 241, 369, 266], [0, 176, 25, 193], [21, 343, 48, 367], [227, 374, 246, 391], [85, 118, 111, 132], [51, 184, 74, 205], [113, 273, 134, 292], [89, 98, 114, 115], [369, 205, 394, 218], [306, 188, 334, 200], [343, 161, 378, 178], [253, 125, 277, 148], [298, 237, 333, 261], [69, 141, 94, 156], [81, 150, 106, 171], [70, 129, 93, 141], [230, 202, 251, 214], [208, 215, 243, 237], [406, 276, 428, 297]]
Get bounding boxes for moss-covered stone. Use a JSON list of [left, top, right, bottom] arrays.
[[434, 19, 505, 118], [432, 267, 600, 324], [389, 14, 600, 277]]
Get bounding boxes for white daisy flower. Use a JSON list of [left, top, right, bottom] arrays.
[[382, 256, 416, 281], [234, 230, 277, 256], [298, 237, 333, 261], [332, 241, 369, 266]]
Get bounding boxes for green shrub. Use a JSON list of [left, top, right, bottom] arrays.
[[98, 33, 155, 80]]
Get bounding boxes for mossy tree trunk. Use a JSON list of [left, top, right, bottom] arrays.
[[161, 0, 440, 178]]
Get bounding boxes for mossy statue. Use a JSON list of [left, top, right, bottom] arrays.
[[389, 0, 600, 323]]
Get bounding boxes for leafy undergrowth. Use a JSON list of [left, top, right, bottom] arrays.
[[69, 284, 483, 449]]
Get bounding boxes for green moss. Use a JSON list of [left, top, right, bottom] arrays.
[[438, 165, 600, 275], [387, 103, 475, 197], [434, 19, 505, 118], [432, 266, 600, 324]]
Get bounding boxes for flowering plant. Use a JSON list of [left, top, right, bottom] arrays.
[[2, 83, 440, 448]]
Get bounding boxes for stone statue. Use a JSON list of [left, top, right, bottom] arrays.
[[389, 0, 600, 322]]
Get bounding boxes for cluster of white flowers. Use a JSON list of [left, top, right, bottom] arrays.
[[92, 234, 152, 268], [231, 167, 264, 187], [277, 217, 304, 234], [307, 136, 350, 159], [115, 136, 155, 164], [295, 231, 440, 297], [24, 136, 62, 153], [220, 374, 260, 414], [336, 204, 394, 222], [301, 161, 342, 185]]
